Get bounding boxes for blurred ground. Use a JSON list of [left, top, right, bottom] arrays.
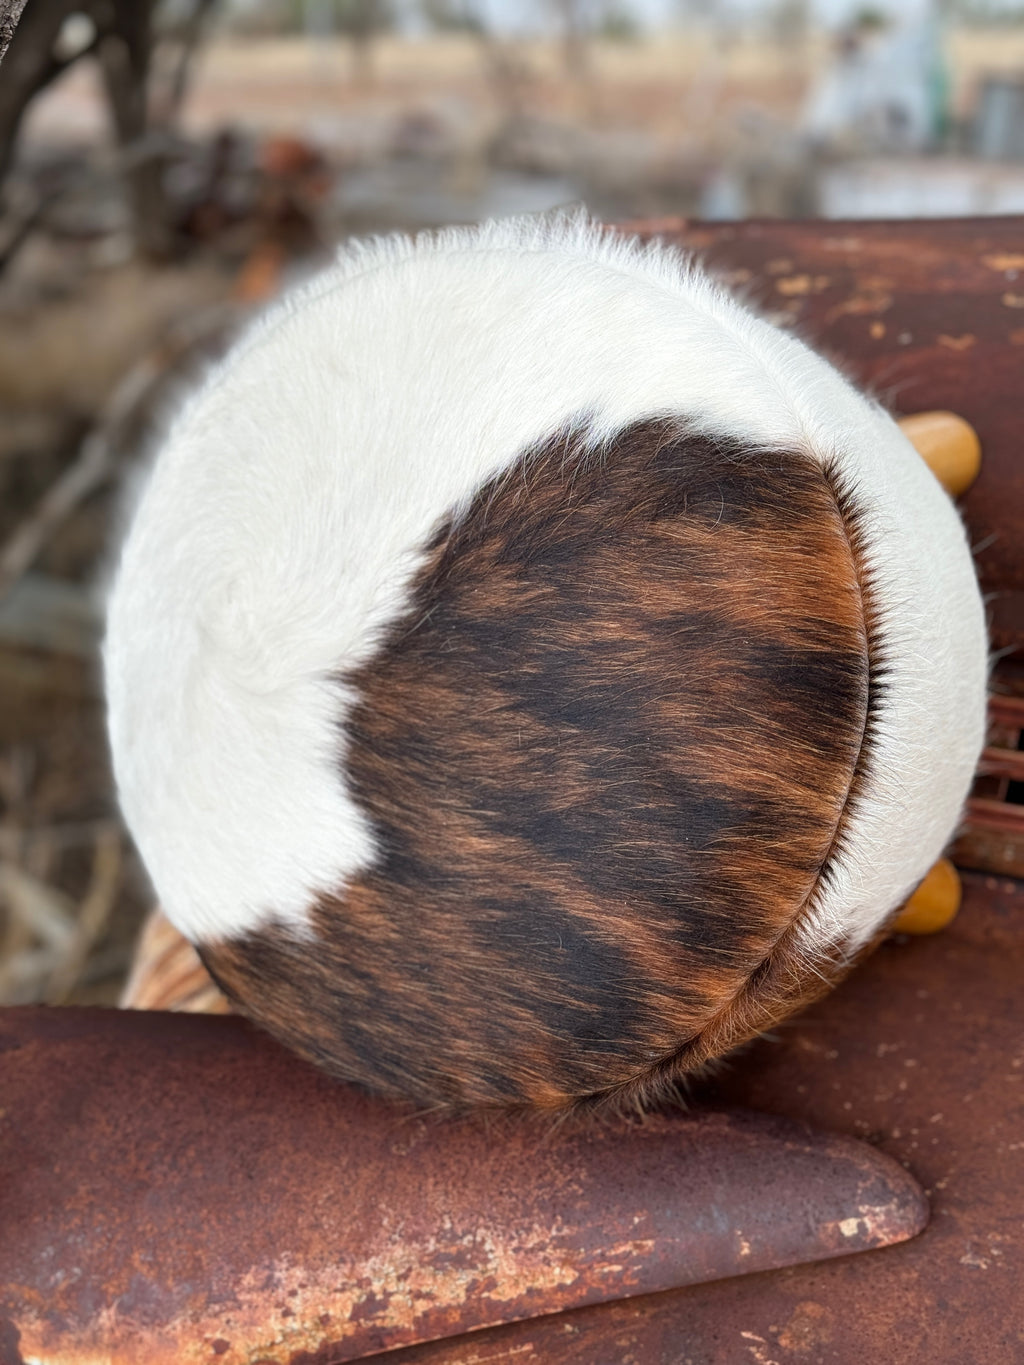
[[1, 17, 1024, 1006]]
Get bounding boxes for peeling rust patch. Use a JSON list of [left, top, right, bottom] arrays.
[[982, 252, 1024, 271], [774, 274, 830, 296], [717, 267, 753, 287], [825, 291, 892, 322], [775, 1300, 833, 1353]]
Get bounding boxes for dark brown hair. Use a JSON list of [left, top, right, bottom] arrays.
[[202, 418, 880, 1112]]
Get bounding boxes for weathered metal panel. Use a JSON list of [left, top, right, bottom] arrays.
[[0, 1006, 925, 1364]]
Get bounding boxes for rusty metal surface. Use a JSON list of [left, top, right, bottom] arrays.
[[0, 1008, 926, 1365], [626, 216, 1024, 655], [386, 871, 1024, 1365], [955, 695, 1024, 879]]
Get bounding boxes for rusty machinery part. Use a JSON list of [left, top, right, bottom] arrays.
[[0, 1005, 927, 1365]]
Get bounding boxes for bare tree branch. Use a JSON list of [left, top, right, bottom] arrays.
[[0, 0, 29, 68], [97, 0, 175, 258], [0, 0, 218, 258], [0, 340, 175, 599], [0, 0, 81, 187], [0, 302, 237, 601], [158, 0, 219, 127]]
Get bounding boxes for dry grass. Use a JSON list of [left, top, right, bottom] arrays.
[[0, 244, 240, 1007]]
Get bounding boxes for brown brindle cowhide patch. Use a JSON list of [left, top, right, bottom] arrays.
[[201, 419, 879, 1112]]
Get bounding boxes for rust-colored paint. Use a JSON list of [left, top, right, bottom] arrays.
[[773, 273, 830, 296], [0, 1008, 926, 1365], [386, 872, 1024, 1365]]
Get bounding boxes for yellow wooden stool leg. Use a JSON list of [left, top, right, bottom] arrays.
[[897, 411, 982, 498], [891, 857, 963, 935], [888, 413, 978, 932]]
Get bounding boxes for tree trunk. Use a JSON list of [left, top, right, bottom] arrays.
[[97, 0, 173, 260], [0, 0, 185, 261], [0, 0, 30, 67], [0, 0, 82, 190]]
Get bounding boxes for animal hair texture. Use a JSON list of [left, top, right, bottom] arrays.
[[105, 212, 987, 1109]]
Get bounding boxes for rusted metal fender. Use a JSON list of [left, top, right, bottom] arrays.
[[0, 1007, 925, 1364]]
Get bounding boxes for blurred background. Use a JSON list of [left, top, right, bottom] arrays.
[[1, 0, 1023, 1008]]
